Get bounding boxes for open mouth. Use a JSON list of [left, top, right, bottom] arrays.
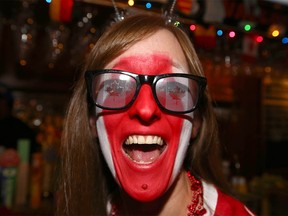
[[123, 135, 166, 164]]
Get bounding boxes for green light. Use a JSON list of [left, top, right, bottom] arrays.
[[244, 24, 251, 31]]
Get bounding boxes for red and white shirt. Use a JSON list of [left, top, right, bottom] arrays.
[[107, 181, 256, 215], [203, 181, 255, 216]]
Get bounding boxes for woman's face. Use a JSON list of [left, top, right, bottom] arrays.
[[94, 29, 199, 201]]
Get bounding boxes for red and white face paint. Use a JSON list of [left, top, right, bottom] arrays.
[[96, 30, 195, 201]]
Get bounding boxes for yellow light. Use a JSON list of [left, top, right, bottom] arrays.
[[272, 30, 280, 37], [128, 0, 134, 6], [90, 27, 96, 34], [19, 59, 27, 66]]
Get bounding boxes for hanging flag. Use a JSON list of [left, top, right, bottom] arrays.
[[50, 0, 74, 22], [177, 0, 195, 16]]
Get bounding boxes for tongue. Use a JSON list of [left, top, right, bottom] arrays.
[[125, 145, 162, 164]]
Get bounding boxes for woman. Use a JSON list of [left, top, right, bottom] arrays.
[[56, 14, 254, 215]]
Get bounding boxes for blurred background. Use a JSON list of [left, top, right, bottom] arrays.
[[0, 0, 287, 215]]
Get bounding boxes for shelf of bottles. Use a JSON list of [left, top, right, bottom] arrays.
[[0, 91, 69, 214]]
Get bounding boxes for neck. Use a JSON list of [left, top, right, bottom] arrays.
[[115, 170, 192, 216]]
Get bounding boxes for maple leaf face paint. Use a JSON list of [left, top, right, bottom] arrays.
[[96, 30, 194, 201]]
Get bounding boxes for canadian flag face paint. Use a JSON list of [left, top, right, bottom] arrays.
[[96, 30, 194, 201]]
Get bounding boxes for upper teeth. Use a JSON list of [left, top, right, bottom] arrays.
[[125, 135, 164, 145]]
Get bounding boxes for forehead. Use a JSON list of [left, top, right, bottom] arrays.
[[104, 29, 189, 74]]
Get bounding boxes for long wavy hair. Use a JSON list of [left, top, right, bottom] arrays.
[[56, 14, 228, 215]]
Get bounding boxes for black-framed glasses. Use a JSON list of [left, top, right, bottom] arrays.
[[85, 69, 207, 114]]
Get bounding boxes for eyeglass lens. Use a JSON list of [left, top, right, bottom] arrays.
[[91, 72, 200, 112], [155, 77, 199, 112], [92, 73, 137, 109]]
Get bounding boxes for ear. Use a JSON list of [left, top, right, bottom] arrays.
[[191, 114, 201, 139], [89, 116, 98, 138]]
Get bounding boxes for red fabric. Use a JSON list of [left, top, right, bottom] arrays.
[[215, 189, 255, 216], [60, 0, 74, 22]]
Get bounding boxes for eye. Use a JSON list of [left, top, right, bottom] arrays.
[[105, 80, 125, 96], [158, 81, 188, 100], [166, 82, 187, 100]]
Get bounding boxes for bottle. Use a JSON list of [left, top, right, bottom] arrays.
[[0, 148, 20, 208], [15, 139, 31, 207], [30, 152, 43, 209]]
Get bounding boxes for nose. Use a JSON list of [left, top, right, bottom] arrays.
[[128, 84, 161, 124]]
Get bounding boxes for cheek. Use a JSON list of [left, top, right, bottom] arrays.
[[96, 115, 116, 177], [170, 117, 193, 184], [95, 108, 127, 179]]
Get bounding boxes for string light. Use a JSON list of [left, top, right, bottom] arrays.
[[110, 7, 288, 45], [272, 30, 280, 37], [282, 37, 288, 44], [128, 0, 134, 6], [244, 24, 251, 31], [256, 36, 263, 43], [229, 31, 236, 38], [216, 29, 223, 36], [189, 24, 196, 31], [146, 2, 152, 9], [186, 23, 287, 44]]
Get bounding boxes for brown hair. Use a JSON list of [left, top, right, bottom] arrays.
[[56, 14, 227, 215]]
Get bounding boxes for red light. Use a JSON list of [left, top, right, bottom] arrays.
[[256, 36, 263, 43], [190, 24, 196, 31]]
